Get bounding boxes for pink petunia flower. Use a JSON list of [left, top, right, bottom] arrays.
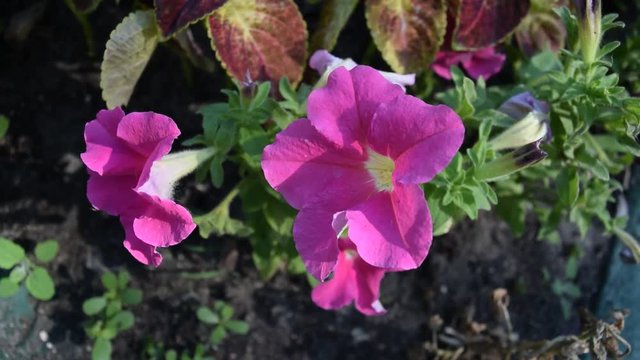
[[81, 108, 197, 266], [312, 237, 386, 316], [262, 66, 464, 280], [431, 47, 506, 80]]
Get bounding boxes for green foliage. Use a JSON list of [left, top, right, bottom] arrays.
[[0, 115, 9, 139], [428, 7, 640, 255], [186, 79, 308, 280], [83, 270, 142, 360], [34, 240, 59, 263], [197, 300, 249, 347], [0, 237, 57, 301], [100, 10, 159, 108], [545, 246, 582, 319]]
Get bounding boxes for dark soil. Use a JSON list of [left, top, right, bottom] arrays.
[[0, 1, 615, 359]]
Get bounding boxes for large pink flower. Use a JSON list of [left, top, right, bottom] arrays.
[[81, 108, 196, 266], [431, 47, 506, 80], [312, 238, 386, 316], [262, 66, 464, 280]]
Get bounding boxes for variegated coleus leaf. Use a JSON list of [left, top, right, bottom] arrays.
[[154, 0, 227, 38], [100, 10, 159, 109], [450, 0, 531, 50], [365, 0, 447, 74], [207, 0, 307, 85]]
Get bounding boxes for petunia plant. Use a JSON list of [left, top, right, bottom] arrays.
[[79, 0, 640, 322]]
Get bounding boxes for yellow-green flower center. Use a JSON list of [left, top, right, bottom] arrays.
[[365, 149, 395, 192]]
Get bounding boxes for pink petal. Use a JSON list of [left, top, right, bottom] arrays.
[[121, 217, 163, 266], [306, 66, 403, 150], [346, 184, 432, 270], [431, 51, 471, 80], [293, 207, 340, 281], [353, 257, 386, 315], [115, 112, 181, 188], [462, 47, 506, 80], [306, 67, 362, 149], [131, 193, 196, 247], [86, 172, 140, 216], [81, 108, 145, 176], [116, 112, 180, 158], [368, 95, 464, 185], [96, 107, 125, 135], [311, 250, 357, 310], [261, 119, 375, 211], [311, 238, 386, 315]]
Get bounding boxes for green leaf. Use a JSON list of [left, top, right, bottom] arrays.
[[239, 127, 269, 167], [9, 265, 27, 284], [101, 272, 118, 291], [0, 238, 25, 269], [565, 255, 579, 280], [105, 300, 122, 318], [263, 200, 295, 236], [25, 266, 55, 301], [165, 350, 178, 360], [220, 303, 234, 321], [0, 278, 20, 298], [108, 310, 135, 331], [121, 288, 142, 306], [0, 115, 9, 139], [225, 320, 249, 335], [272, 106, 296, 130], [309, 0, 358, 52], [83, 297, 107, 315], [92, 338, 112, 360], [34, 240, 59, 263], [557, 168, 579, 207], [249, 82, 271, 111], [194, 188, 253, 239], [100, 10, 159, 108], [117, 271, 130, 289], [496, 197, 526, 237], [197, 307, 220, 325], [366, 0, 447, 73], [209, 155, 224, 188], [210, 325, 227, 345]]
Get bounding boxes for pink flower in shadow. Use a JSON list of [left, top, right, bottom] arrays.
[[432, 47, 506, 80], [312, 237, 386, 316], [81, 108, 195, 266], [262, 66, 464, 281]]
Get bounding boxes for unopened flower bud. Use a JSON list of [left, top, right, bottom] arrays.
[[476, 141, 548, 181], [489, 111, 549, 151], [575, 0, 602, 64]]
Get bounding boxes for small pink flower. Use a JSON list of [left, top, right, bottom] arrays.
[[262, 66, 464, 280], [431, 47, 506, 80], [81, 108, 196, 266], [312, 238, 386, 316]]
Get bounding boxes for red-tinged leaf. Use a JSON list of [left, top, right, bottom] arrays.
[[450, 0, 530, 50], [366, 0, 447, 74], [155, 0, 227, 38], [207, 0, 307, 85], [516, 11, 566, 56]]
